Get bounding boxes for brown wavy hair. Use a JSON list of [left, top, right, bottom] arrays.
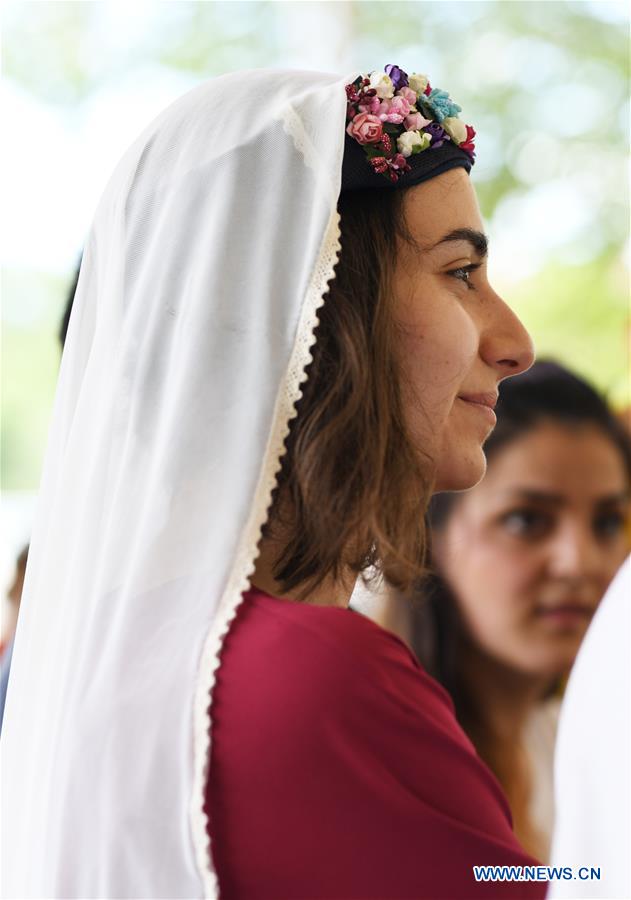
[[263, 188, 434, 601]]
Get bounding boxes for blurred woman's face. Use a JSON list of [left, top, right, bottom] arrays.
[[433, 421, 630, 677], [392, 168, 534, 491]]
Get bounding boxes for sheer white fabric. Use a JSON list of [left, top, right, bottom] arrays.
[[1, 68, 351, 899], [522, 696, 560, 863]]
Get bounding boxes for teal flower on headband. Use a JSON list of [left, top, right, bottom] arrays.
[[419, 88, 461, 123]]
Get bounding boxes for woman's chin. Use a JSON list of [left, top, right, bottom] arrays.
[[433, 446, 487, 493]]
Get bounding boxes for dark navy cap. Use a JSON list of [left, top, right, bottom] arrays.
[[341, 131, 472, 191]]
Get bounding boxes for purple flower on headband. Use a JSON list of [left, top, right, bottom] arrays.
[[384, 64, 409, 91], [423, 122, 451, 149]]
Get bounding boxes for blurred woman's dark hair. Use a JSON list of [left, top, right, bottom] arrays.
[[416, 359, 631, 688]]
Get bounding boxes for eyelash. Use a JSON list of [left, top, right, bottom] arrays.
[[447, 263, 481, 291]]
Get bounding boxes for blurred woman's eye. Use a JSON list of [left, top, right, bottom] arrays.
[[446, 263, 481, 291], [500, 508, 552, 539], [593, 510, 627, 539]]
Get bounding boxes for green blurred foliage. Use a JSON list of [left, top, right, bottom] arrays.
[[510, 252, 629, 405], [1, 0, 629, 491], [2, 2, 96, 104], [155, 2, 277, 73], [2, 269, 67, 490]]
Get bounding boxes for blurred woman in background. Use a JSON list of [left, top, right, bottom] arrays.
[[412, 360, 631, 861]]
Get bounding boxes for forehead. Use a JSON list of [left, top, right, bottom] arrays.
[[482, 422, 630, 498], [401, 167, 484, 252]]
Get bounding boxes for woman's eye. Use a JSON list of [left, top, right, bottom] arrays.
[[447, 264, 480, 291], [593, 511, 627, 539], [500, 509, 551, 539]]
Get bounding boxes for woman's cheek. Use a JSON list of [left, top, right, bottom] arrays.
[[467, 532, 541, 613], [486, 525, 540, 572], [396, 279, 479, 376], [496, 542, 550, 613], [436, 303, 480, 379]]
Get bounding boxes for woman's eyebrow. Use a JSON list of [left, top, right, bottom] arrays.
[[508, 489, 565, 506], [504, 489, 631, 506], [432, 228, 489, 258], [596, 491, 631, 506]]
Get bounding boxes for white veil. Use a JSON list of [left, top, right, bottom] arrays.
[[1, 68, 350, 899]]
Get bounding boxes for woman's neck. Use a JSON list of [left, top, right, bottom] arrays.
[[250, 532, 356, 608], [459, 642, 553, 742]]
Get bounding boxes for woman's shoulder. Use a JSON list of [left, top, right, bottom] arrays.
[[217, 585, 456, 718], [208, 585, 530, 893], [226, 589, 451, 692]]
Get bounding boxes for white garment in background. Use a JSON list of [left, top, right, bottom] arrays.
[[547, 556, 631, 899], [522, 695, 561, 862], [0, 68, 350, 899]]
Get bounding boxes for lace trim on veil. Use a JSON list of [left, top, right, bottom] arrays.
[[190, 103, 343, 897]]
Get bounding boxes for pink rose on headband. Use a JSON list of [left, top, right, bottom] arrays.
[[397, 86, 418, 106], [378, 95, 411, 124], [404, 111, 432, 131], [357, 94, 381, 115], [346, 112, 383, 145]]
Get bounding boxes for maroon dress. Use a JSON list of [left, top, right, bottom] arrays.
[[205, 587, 547, 899]]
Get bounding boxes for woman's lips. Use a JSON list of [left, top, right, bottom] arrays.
[[459, 391, 499, 408], [457, 392, 498, 426], [535, 605, 594, 628]]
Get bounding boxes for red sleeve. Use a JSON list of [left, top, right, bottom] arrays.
[[206, 592, 547, 899]]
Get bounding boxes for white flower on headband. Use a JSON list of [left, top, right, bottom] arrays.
[[397, 130, 432, 158], [408, 73, 429, 95], [442, 116, 468, 145], [369, 71, 395, 99]]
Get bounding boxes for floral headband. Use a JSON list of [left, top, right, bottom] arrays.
[[345, 64, 476, 184]]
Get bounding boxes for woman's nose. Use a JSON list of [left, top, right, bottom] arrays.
[[481, 291, 535, 379], [548, 521, 603, 582]]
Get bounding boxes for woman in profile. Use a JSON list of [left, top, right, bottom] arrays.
[[3, 65, 544, 898]]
